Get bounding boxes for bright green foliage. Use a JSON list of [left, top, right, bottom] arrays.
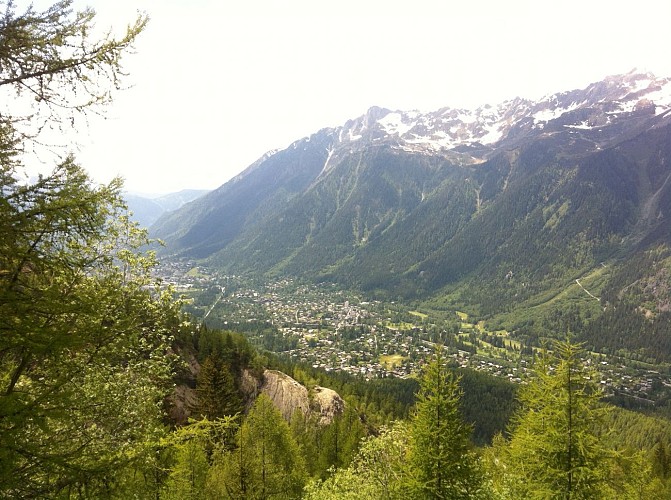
[[0, 159, 182, 497], [304, 421, 410, 500], [111, 445, 173, 500], [349, 420, 411, 499], [303, 467, 380, 500], [496, 340, 612, 499], [612, 451, 669, 500], [165, 438, 209, 500], [653, 440, 671, 479], [407, 347, 484, 499], [289, 409, 321, 476], [161, 417, 238, 500], [308, 401, 486, 500], [0, 3, 181, 496], [218, 394, 307, 499], [315, 402, 366, 476]]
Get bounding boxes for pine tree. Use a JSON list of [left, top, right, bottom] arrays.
[[407, 347, 483, 499], [196, 354, 243, 419]]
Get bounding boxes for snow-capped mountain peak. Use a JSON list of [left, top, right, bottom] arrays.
[[330, 72, 671, 159]]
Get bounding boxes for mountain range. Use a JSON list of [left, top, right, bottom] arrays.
[[152, 71, 671, 357]]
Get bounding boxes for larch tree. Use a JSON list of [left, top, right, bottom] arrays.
[[0, 1, 184, 497], [0, 0, 147, 141], [161, 417, 238, 500], [303, 421, 411, 500], [407, 347, 484, 499], [218, 394, 307, 499], [316, 401, 365, 476], [500, 339, 612, 499]]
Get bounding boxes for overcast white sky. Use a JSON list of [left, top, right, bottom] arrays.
[[30, 0, 671, 193]]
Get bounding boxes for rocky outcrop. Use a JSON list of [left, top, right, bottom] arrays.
[[167, 365, 344, 426], [166, 385, 197, 426], [260, 369, 344, 425], [311, 385, 345, 425], [260, 370, 310, 421], [165, 349, 200, 426]]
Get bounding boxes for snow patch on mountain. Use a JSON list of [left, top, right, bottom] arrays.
[[647, 81, 671, 115], [533, 102, 580, 124], [378, 112, 415, 135], [564, 121, 593, 130], [629, 76, 654, 93], [330, 72, 671, 158], [479, 123, 505, 144]]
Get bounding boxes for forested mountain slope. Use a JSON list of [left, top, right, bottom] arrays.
[[153, 72, 671, 319]]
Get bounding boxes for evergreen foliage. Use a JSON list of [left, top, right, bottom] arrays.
[[304, 421, 411, 500], [160, 417, 238, 500], [220, 394, 307, 499], [0, 159, 181, 497], [195, 355, 243, 419], [3, 3, 671, 498], [492, 339, 612, 498], [0, 2, 186, 496], [314, 402, 367, 476], [406, 347, 484, 499]]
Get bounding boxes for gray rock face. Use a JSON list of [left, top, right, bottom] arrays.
[[260, 369, 344, 424], [260, 370, 310, 421], [311, 386, 346, 425]]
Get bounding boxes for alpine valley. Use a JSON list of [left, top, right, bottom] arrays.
[[153, 71, 671, 363]]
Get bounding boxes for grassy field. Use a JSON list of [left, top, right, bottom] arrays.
[[409, 310, 428, 320], [383, 321, 415, 331], [379, 354, 406, 370], [186, 267, 207, 278]]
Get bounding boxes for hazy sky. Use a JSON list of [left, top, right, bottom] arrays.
[[30, 0, 671, 193]]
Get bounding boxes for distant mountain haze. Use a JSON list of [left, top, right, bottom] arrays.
[[152, 72, 671, 321], [124, 189, 209, 228]]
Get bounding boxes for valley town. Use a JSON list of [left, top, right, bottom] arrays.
[[157, 260, 671, 409]]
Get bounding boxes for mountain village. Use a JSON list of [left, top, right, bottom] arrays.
[[157, 260, 671, 409]]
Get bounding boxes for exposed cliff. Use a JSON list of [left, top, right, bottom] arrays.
[[260, 369, 344, 424]]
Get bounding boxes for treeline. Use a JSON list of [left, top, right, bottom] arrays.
[[265, 354, 517, 446], [304, 341, 671, 499], [161, 320, 671, 499]]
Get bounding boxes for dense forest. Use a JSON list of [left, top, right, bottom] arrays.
[[3, 2, 671, 499]]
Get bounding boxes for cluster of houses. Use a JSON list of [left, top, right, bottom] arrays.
[[156, 264, 671, 405]]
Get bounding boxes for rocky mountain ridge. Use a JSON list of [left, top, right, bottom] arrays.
[[303, 70, 671, 161]]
